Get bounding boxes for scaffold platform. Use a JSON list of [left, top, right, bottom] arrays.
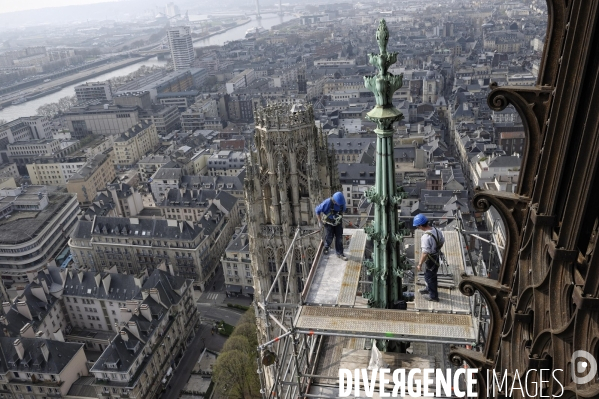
[[295, 306, 477, 344], [412, 230, 473, 314], [304, 229, 367, 306], [299, 229, 477, 345]]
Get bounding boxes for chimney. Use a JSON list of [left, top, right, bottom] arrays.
[[120, 308, 132, 324], [16, 301, 33, 321], [40, 278, 49, 294], [39, 341, 50, 362], [14, 339, 24, 360], [140, 304, 152, 321], [127, 321, 140, 339], [149, 288, 162, 305], [19, 323, 35, 338], [141, 290, 149, 300], [2, 302, 11, 315], [53, 329, 65, 342], [102, 274, 112, 294], [94, 272, 101, 288], [31, 285, 47, 303], [120, 330, 129, 342], [77, 270, 84, 283]]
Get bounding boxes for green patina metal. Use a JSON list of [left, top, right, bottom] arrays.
[[363, 20, 410, 319]]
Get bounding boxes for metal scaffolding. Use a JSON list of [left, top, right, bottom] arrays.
[[254, 208, 502, 399]]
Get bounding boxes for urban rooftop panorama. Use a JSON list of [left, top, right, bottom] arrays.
[[1, 0, 592, 399]]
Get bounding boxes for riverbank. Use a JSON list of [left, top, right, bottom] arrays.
[[192, 17, 251, 43], [0, 56, 152, 110]]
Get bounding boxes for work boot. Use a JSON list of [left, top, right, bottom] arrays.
[[418, 288, 429, 294], [423, 295, 439, 302], [337, 253, 348, 261], [323, 247, 329, 255]]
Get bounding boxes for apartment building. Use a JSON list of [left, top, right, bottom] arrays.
[[66, 151, 116, 205], [323, 76, 365, 94], [0, 337, 88, 398], [338, 163, 375, 214], [7, 139, 80, 171], [74, 82, 113, 102], [158, 189, 239, 224], [222, 225, 253, 297], [70, 194, 240, 288], [0, 186, 79, 285], [62, 270, 144, 334], [27, 158, 86, 185], [207, 150, 246, 176], [113, 121, 159, 167], [69, 216, 209, 286], [226, 69, 256, 94], [3, 269, 68, 340], [90, 269, 198, 399], [63, 104, 140, 138], [150, 105, 180, 135], [167, 26, 195, 71]]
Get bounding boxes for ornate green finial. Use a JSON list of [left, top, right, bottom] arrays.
[[376, 19, 390, 55], [361, 20, 411, 340], [364, 20, 404, 128]]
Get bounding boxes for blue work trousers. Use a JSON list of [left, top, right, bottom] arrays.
[[424, 255, 440, 300], [324, 223, 344, 255]]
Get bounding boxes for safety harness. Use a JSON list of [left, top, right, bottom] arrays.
[[424, 228, 444, 267], [323, 198, 343, 226]]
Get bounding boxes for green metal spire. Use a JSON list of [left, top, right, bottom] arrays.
[[363, 20, 409, 312]]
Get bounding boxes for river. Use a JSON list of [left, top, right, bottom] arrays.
[[191, 13, 295, 47], [0, 57, 167, 121], [0, 12, 297, 122]]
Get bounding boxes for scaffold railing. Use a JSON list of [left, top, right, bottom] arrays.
[[255, 209, 502, 399]]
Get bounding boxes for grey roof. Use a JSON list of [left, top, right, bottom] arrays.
[[91, 216, 202, 241], [67, 375, 97, 397], [62, 270, 142, 301], [91, 270, 191, 376], [71, 220, 93, 240], [4, 269, 65, 336], [393, 146, 417, 160], [226, 225, 249, 253], [115, 121, 153, 143], [152, 167, 183, 181], [107, 183, 135, 199], [488, 155, 521, 168], [0, 337, 83, 375], [338, 163, 376, 183], [213, 190, 238, 213], [0, 192, 75, 245], [158, 188, 218, 208], [68, 153, 109, 181], [139, 154, 170, 164]]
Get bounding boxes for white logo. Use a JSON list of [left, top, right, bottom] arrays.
[[571, 350, 597, 384]]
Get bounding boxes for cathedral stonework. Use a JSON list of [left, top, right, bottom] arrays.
[[245, 102, 339, 337]]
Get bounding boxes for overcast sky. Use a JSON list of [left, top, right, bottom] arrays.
[[0, 0, 118, 14]]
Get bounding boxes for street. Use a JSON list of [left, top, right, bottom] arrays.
[[159, 267, 253, 399]]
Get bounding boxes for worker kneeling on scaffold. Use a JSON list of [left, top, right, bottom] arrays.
[[315, 192, 348, 261], [414, 214, 445, 302]]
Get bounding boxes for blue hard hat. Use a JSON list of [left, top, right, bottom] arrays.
[[413, 214, 428, 227], [332, 191, 346, 206]]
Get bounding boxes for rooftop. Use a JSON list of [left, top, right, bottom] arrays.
[[0, 190, 75, 245]]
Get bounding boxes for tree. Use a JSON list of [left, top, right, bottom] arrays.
[[212, 308, 261, 399]]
